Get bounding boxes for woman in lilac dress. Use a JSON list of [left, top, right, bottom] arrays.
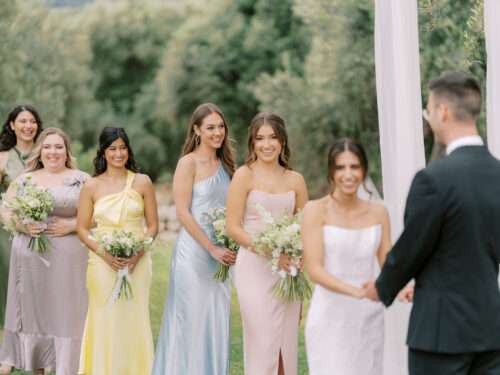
[[0, 128, 88, 375]]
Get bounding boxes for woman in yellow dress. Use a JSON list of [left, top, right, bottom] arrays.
[[76, 127, 159, 375]]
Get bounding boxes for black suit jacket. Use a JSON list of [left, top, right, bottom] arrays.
[[376, 145, 500, 353]]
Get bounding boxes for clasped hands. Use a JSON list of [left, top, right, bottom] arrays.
[[209, 245, 237, 266], [360, 280, 414, 303], [16, 217, 75, 237], [101, 250, 144, 273]]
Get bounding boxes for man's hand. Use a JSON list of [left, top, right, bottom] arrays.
[[397, 283, 414, 303], [362, 280, 381, 302]]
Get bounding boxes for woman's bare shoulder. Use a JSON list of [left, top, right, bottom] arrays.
[[303, 196, 328, 218]]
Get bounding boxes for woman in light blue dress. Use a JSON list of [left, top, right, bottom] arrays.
[[152, 103, 237, 375]]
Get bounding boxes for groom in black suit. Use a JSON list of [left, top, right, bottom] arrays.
[[364, 72, 500, 374]]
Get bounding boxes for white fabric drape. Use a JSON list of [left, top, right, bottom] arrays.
[[374, 1, 426, 374], [485, 0, 500, 159], [484, 0, 500, 288]]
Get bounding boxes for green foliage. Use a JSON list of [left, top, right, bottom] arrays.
[[255, 0, 486, 196], [155, 0, 311, 168], [0, 0, 488, 191], [83, 1, 182, 179], [0, 2, 68, 122], [72, 142, 95, 174], [88, 1, 180, 116], [254, 1, 379, 196]]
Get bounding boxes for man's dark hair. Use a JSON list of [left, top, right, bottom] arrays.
[[429, 71, 481, 122]]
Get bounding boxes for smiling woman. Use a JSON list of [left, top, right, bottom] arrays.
[[0, 105, 44, 337], [77, 126, 158, 375], [152, 103, 236, 375], [0, 128, 89, 375], [301, 138, 395, 375], [226, 112, 308, 375]]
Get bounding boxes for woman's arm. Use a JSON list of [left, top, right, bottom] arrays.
[[141, 174, 159, 239], [174, 156, 235, 265], [0, 151, 9, 184], [0, 175, 21, 227], [376, 204, 392, 267], [127, 174, 159, 272], [374, 204, 414, 302], [45, 216, 77, 237], [225, 167, 254, 250], [293, 172, 309, 211], [302, 201, 365, 299], [76, 179, 99, 252]]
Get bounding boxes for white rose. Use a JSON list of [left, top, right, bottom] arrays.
[[27, 198, 40, 208]]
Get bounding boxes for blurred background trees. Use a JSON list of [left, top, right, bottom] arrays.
[[0, 0, 486, 195]]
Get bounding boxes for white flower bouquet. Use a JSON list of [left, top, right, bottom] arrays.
[[204, 207, 239, 282], [96, 229, 151, 302], [2, 176, 54, 254], [253, 205, 311, 302]]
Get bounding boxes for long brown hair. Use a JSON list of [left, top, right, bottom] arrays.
[[181, 103, 235, 176], [0, 104, 44, 152], [26, 127, 77, 172], [93, 127, 139, 176], [245, 112, 291, 169]]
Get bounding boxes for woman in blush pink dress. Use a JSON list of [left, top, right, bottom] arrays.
[[226, 112, 308, 375]]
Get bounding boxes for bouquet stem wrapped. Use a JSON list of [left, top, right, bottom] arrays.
[[203, 207, 239, 282], [254, 205, 312, 302]]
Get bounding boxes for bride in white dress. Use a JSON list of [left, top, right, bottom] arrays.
[[302, 138, 399, 375]]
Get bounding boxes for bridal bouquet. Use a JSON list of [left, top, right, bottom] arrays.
[[2, 176, 54, 254], [204, 207, 239, 282], [253, 205, 311, 302], [96, 229, 151, 302]]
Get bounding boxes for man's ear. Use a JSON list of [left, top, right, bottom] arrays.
[[439, 103, 449, 123]]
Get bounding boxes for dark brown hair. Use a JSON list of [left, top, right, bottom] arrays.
[[181, 103, 236, 177], [93, 127, 139, 176], [429, 71, 481, 122], [327, 138, 369, 192], [0, 105, 44, 151], [245, 112, 291, 169]]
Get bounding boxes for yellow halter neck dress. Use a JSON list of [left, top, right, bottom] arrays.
[[79, 171, 153, 374]]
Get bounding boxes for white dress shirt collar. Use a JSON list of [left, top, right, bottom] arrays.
[[446, 135, 484, 155]]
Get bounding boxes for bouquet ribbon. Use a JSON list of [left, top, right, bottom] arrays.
[[109, 267, 133, 303]]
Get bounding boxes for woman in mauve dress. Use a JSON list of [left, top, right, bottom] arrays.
[[0, 128, 88, 375]]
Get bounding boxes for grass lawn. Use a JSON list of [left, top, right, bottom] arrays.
[[3, 239, 309, 374]]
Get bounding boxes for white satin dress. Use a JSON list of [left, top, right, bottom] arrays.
[[305, 225, 384, 375]]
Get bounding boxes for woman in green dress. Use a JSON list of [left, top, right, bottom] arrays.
[[0, 105, 43, 328]]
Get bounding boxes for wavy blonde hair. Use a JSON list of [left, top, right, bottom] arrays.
[[26, 127, 76, 172]]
